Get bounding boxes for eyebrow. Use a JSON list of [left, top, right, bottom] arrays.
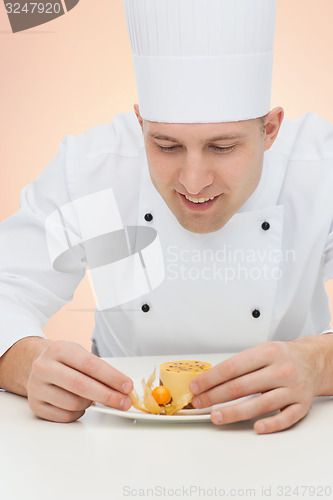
[[148, 133, 244, 143]]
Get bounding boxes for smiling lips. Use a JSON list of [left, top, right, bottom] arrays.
[[178, 192, 220, 211], [184, 194, 216, 204]]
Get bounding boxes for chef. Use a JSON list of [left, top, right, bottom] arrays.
[[1, 0, 333, 433]]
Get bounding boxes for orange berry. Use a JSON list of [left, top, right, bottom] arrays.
[[151, 386, 172, 405]]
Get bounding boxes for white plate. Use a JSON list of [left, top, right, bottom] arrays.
[[87, 353, 233, 423], [90, 401, 214, 423]]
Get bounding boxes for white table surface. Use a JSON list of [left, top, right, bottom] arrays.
[[1, 352, 333, 500]]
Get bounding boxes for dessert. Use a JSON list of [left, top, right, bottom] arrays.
[[129, 360, 211, 415], [159, 360, 212, 404]]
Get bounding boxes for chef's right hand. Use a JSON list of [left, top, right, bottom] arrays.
[[27, 340, 133, 423]]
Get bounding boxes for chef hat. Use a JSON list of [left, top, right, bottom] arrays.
[[123, 0, 276, 123]]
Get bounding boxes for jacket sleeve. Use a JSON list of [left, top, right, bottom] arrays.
[[0, 136, 86, 357]]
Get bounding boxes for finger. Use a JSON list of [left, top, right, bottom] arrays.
[[190, 342, 285, 395], [30, 401, 86, 423], [41, 361, 132, 411], [253, 403, 308, 434], [210, 388, 293, 426], [38, 384, 93, 413], [47, 341, 133, 394], [192, 364, 284, 408]]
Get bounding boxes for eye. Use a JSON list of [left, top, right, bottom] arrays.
[[211, 145, 235, 153], [156, 144, 235, 153], [157, 145, 180, 152]]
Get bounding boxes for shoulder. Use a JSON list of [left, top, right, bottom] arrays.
[[270, 112, 333, 161], [268, 113, 333, 231], [64, 111, 144, 159]]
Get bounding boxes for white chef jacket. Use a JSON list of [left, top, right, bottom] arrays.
[[1, 111, 333, 358]]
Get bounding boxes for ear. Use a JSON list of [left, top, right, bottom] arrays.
[[134, 104, 144, 131], [263, 107, 284, 152]]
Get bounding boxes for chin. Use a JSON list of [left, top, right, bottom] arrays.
[[164, 197, 230, 234], [177, 216, 226, 234]]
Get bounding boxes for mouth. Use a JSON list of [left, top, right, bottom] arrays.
[[178, 192, 220, 212]]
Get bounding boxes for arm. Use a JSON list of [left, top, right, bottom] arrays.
[[0, 136, 85, 360], [0, 134, 133, 422]]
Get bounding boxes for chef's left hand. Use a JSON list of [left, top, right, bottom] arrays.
[[189, 337, 329, 434]]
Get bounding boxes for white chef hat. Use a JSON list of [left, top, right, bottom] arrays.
[[123, 0, 276, 123]]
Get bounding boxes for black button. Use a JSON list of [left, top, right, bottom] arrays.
[[144, 213, 153, 222], [141, 304, 150, 313], [261, 221, 270, 231], [252, 309, 261, 319]]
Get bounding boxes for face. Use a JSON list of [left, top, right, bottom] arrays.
[[138, 111, 280, 234]]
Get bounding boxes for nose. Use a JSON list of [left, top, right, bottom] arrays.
[[178, 153, 214, 196]]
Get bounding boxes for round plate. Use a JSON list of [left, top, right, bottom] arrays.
[[89, 402, 214, 422]]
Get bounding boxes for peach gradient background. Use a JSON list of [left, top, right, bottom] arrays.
[[1, 0, 333, 351]]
